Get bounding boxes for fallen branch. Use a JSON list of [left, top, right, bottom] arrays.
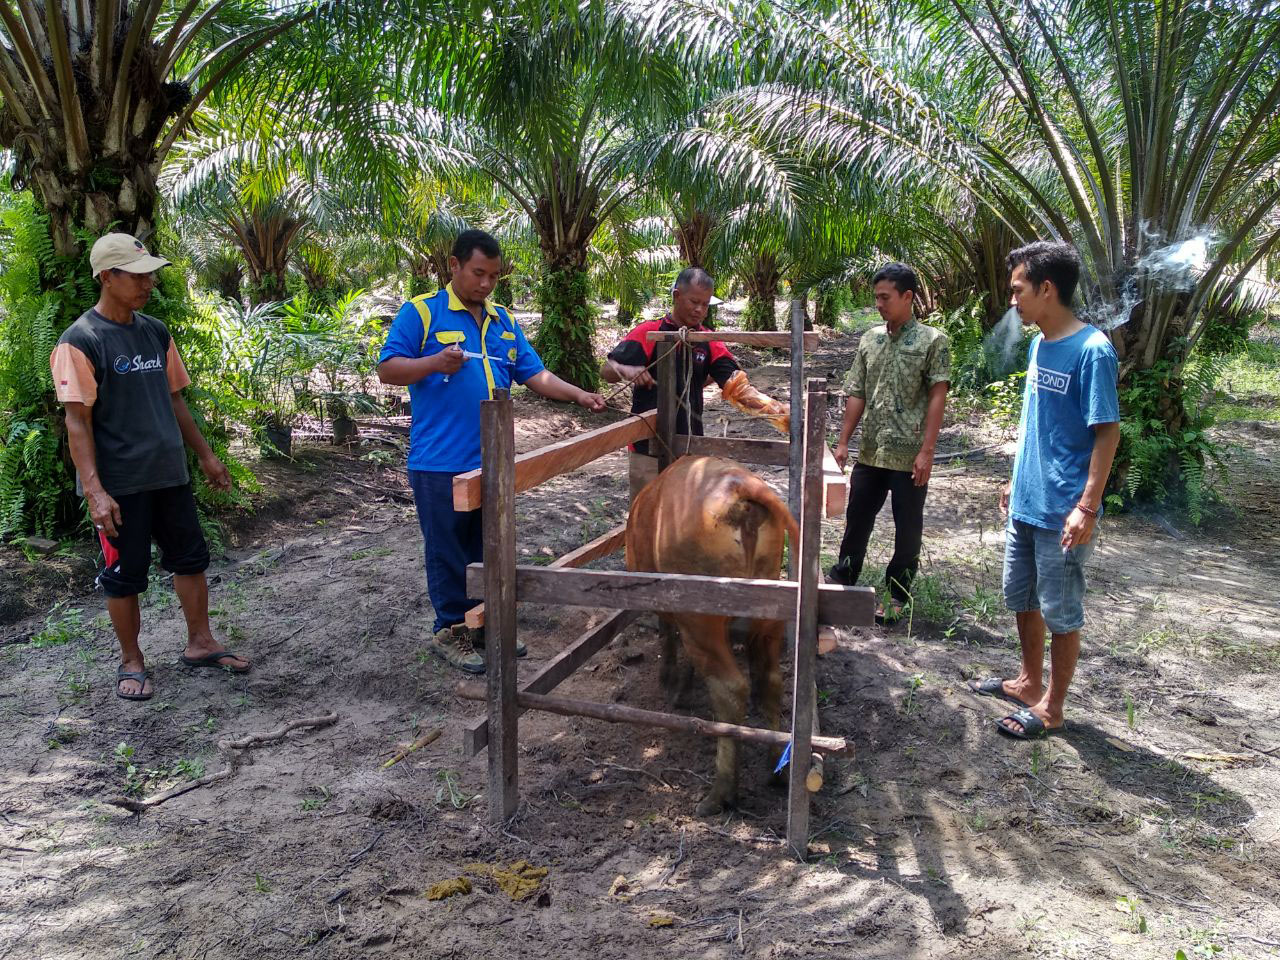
[[660, 827, 687, 885], [1241, 733, 1280, 757], [218, 713, 339, 753], [382, 728, 442, 768], [337, 474, 414, 504], [107, 712, 339, 812], [108, 768, 237, 812]]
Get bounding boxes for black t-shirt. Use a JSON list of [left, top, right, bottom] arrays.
[[52, 310, 190, 496], [606, 316, 739, 455]]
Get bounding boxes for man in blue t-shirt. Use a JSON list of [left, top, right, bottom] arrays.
[[968, 241, 1120, 739], [377, 230, 604, 673]]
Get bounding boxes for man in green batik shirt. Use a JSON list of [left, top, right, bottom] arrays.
[[829, 263, 950, 620]]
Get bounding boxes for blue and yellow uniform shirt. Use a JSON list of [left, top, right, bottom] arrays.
[[379, 284, 545, 473]]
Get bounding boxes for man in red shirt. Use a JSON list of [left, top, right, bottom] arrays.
[[603, 267, 788, 499]]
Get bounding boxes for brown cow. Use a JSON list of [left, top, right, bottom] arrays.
[[626, 455, 799, 815]]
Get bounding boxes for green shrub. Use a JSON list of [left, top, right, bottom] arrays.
[[1113, 355, 1226, 525], [0, 191, 96, 537]]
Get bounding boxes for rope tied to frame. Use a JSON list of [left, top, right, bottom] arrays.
[[603, 327, 789, 463]]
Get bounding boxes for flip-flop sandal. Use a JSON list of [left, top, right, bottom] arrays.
[[967, 677, 1030, 709], [116, 666, 153, 701], [995, 707, 1065, 740], [179, 650, 251, 673]]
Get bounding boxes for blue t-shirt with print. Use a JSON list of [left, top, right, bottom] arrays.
[[1010, 325, 1119, 530], [379, 285, 545, 473]]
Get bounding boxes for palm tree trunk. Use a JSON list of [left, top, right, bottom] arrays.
[[215, 266, 244, 302], [675, 210, 716, 269], [533, 257, 598, 390], [531, 192, 600, 389], [29, 160, 163, 259], [743, 254, 780, 331]]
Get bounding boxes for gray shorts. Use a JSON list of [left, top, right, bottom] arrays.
[[1002, 519, 1095, 634]]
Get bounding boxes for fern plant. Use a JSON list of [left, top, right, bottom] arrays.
[[1114, 352, 1226, 525]]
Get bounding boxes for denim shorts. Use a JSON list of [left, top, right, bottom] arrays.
[[1002, 519, 1096, 634]]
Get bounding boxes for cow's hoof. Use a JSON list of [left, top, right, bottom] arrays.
[[696, 790, 735, 817]]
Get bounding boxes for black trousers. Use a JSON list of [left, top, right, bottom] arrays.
[[834, 463, 928, 602]]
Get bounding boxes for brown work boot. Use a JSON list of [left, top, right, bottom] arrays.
[[468, 627, 527, 658], [430, 625, 485, 674]]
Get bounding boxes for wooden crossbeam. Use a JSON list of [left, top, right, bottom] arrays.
[[646, 331, 819, 350], [456, 685, 850, 754], [453, 411, 657, 511], [678, 435, 789, 465], [465, 564, 876, 625], [464, 523, 628, 629], [462, 609, 640, 757]]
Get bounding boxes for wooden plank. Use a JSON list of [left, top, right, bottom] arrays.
[[656, 340, 679, 472], [481, 389, 519, 824], [452, 411, 657, 511], [823, 446, 847, 519], [677, 435, 789, 466], [456, 686, 850, 754], [464, 523, 627, 629], [647, 330, 819, 350], [788, 378, 826, 859], [465, 564, 876, 626], [462, 609, 640, 757]]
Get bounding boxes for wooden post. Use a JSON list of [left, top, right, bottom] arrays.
[[787, 378, 826, 859], [655, 339, 679, 472], [481, 388, 518, 824], [787, 298, 805, 532]]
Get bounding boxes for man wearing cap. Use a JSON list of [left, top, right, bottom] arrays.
[[378, 229, 606, 674], [603, 266, 790, 501], [50, 233, 250, 701]]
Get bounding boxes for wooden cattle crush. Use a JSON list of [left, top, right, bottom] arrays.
[[455, 309, 875, 858]]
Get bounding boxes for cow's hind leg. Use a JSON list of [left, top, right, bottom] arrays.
[[679, 615, 747, 816], [745, 618, 786, 787], [658, 614, 695, 708]]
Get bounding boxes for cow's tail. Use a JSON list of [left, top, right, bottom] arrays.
[[732, 473, 801, 551]]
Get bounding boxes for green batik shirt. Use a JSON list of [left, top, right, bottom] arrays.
[[843, 318, 951, 472]]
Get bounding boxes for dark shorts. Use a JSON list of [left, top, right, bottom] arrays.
[[96, 484, 210, 597]]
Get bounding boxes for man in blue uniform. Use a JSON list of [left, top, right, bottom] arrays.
[[378, 230, 605, 673]]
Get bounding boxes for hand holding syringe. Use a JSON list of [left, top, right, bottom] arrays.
[[441, 345, 496, 382]]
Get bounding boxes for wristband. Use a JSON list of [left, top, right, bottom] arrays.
[[1075, 502, 1099, 519]]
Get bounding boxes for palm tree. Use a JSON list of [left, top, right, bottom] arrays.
[[0, 0, 326, 257], [677, 0, 1277, 389], [634, 0, 1280, 490], [393, 0, 765, 387], [162, 92, 437, 303]]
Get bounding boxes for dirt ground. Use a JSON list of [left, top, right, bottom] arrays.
[[3, 319, 1280, 960]]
